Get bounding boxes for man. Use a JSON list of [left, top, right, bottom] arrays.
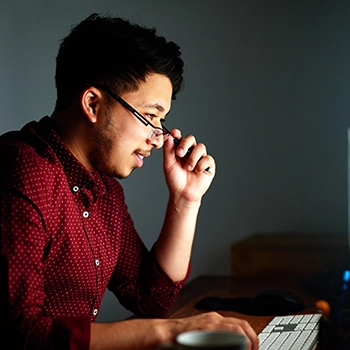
[[0, 13, 259, 350]]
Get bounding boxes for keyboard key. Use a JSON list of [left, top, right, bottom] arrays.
[[259, 314, 320, 350]]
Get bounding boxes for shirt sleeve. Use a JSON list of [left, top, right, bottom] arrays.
[[0, 184, 90, 349]]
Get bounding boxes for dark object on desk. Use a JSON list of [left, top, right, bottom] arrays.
[[302, 256, 350, 303], [250, 288, 305, 315], [195, 288, 305, 316]]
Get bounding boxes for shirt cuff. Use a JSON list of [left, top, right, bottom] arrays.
[[52, 316, 90, 350]]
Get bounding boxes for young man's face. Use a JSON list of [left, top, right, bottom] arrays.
[[88, 73, 173, 178]]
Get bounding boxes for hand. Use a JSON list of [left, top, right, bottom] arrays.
[[170, 312, 259, 350], [162, 129, 216, 203], [90, 312, 259, 350]]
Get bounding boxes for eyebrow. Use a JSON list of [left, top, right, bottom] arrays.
[[144, 103, 171, 117], [145, 103, 165, 112]]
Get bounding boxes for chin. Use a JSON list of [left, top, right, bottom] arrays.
[[113, 167, 136, 180]]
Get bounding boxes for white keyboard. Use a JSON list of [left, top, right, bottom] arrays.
[[258, 314, 321, 350]]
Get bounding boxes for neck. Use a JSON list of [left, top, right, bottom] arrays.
[[50, 108, 95, 172]]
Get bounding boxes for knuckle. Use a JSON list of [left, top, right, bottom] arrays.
[[203, 311, 220, 319]]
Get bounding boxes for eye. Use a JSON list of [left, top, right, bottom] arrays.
[[144, 113, 156, 121]]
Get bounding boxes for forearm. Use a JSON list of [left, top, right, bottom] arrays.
[[90, 318, 173, 350], [155, 195, 201, 282]]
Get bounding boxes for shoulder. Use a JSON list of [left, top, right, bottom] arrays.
[[0, 124, 62, 193]]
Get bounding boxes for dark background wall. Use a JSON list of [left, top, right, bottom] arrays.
[[1, 0, 349, 321]]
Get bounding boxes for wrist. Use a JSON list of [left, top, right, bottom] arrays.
[[168, 194, 201, 212]]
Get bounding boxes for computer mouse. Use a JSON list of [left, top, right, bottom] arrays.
[[250, 288, 306, 315]]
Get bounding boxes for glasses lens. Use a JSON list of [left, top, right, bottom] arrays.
[[147, 128, 170, 142]]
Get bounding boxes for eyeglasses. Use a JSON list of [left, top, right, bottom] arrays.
[[93, 84, 172, 142], [87, 84, 212, 173]]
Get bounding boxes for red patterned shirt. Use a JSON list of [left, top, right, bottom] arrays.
[[0, 117, 188, 349]]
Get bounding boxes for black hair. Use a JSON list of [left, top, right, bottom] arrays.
[[54, 13, 184, 110]]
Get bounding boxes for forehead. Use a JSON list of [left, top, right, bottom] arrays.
[[122, 74, 173, 114]]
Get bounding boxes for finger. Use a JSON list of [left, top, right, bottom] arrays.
[[173, 134, 197, 160], [172, 140, 206, 170], [228, 319, 259, 350], [242, 325, 259, 350], [162, 129, 181, 166], [169, 128, 182, 141], [166, 132, 214, 174], [194, 155, 215, 175], [184, 144, 215, 175], [163, 128, 181, 153]]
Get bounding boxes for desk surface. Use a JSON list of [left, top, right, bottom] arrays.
[[167, 275, 320, 334]]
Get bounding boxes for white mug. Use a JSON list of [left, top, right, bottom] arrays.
[[157, 330, 248, 350]]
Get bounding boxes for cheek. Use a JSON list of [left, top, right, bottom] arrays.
[[88, 132, 112, 169]]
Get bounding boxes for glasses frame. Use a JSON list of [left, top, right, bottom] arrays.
[[90, 84, 171, 141]]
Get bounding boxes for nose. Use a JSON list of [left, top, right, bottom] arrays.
[[146, 129, 166, 149], [148, 135, 164, 149]]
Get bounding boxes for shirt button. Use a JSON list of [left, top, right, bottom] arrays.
[[93, 309, 98, 316], [72, 185, 79, 193], [83, 211, 89, 218], [95, 259, 100, 266]]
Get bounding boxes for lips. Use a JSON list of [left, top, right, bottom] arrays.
[[137, 152, 150, 160], [137, 154, 144, 160], [134, 151, 150, 168]]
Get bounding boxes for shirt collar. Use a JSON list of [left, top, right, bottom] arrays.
[[29, 116, 106, 197]]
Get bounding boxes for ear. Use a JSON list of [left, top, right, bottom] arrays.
[[80, 87, 103, 123]]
